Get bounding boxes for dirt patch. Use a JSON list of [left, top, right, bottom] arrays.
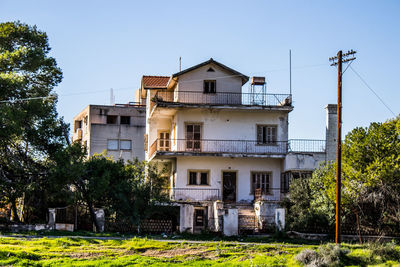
[[141, 247, 206, 258], [67, 252, 107, 259]]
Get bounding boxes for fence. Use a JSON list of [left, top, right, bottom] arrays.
[[288, 139, 326, 153], [106, 218, 174, 234]]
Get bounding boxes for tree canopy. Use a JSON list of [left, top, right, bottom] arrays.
[[285, 115, 400, 236], [0, 21, 67, 222]]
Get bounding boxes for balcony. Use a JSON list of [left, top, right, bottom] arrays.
[[149, 139, 288, 159], [169, 188, 220, 202], [150, 91, 292, 111]]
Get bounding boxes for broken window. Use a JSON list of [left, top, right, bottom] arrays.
[[203, 80, 216, 94], [106, 115, 117, 124], [74, 120, 82, 132], [188, 171, 209, 185], [257, 125, 277, 144], [186, 124, 201, 151], [120, 116, 130, 125], [251, 172, 271, 194]]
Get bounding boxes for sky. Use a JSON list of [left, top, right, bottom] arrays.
[[1, 0, 399, 140]]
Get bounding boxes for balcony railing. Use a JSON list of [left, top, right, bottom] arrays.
[[169, 188, 220, 202], [288, 139, 326, 153], [150, 138, 288, 158], [254, 188, 287, 202], [152, 91, 292, 107]]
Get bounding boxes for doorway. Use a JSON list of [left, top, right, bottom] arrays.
[[222, 172, 237, 202]]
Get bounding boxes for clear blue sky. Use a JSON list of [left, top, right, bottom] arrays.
[[1, 0, 399, 139]]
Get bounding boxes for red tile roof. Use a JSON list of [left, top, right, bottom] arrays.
[[142, 76, 170, 88]]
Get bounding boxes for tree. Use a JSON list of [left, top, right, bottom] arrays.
[[52, 143, 169, 232], [0, 21, 67, 222], [285, 115, 400, 236]]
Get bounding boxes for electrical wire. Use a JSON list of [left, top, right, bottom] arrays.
[[349, 65, 396, 117]]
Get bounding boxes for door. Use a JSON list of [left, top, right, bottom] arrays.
[[186, 124, 201, 151], [222, 172, 237, 202]]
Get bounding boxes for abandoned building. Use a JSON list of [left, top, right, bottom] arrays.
[[72, 104, 146, 162], [72, 58, 337, 235]]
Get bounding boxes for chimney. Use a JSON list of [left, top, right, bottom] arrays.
[[325, 104, 337, 162]]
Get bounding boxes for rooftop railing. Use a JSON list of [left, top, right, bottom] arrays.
[[152, 91, 292, 107]]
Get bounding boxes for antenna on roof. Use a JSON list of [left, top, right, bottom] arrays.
[[289, 49, 292, 95], [110, 88, 115, 105], [179, 57, 182, 71]]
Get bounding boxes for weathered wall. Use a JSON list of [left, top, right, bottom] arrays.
[[223, 208, 238, 236], [325, 104, 337, 162], [179, 204, 194, 233], [176, 157, 283, 202], [284, 152, 326, 171]]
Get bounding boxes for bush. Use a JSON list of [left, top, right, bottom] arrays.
[[368, 241, 400, 261], [296, 244, 350, 267]]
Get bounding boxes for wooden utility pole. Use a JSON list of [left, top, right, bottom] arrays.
[[329, 49, 356, 244]]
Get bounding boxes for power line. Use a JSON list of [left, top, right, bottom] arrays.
[[349, 65, 396, 117]]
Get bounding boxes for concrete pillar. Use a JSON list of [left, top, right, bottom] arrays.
[[275, 208, 285, 231], [325, 104, 337, 162], [94, 209, 105, 232], [179, 204, 194, 233], [48, 208, 56, 230], [223, 208, 238, 236], [210, 201, 223, 232]]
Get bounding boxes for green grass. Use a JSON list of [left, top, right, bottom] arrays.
[[0, 236, 399, 266]]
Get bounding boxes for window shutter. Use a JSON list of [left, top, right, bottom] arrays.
[[257, 126, 262, 143]]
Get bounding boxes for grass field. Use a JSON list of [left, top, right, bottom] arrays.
[[0, 235, 399, 266]]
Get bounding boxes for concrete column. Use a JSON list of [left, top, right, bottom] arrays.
[[325, 104, 337, 162], [94, 209, 105, 232], [48, 208, 56, 230], [223, 208, 238, 236], [179, 204, 194, 233]]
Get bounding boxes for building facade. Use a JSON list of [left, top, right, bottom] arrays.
[[72, 104, 146, 162], [143, 58, 337, 234]]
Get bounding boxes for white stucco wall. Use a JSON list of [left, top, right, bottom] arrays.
[[177, 63, 243, 94], [175, 156, 284, 202]]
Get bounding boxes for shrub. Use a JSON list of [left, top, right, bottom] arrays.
[[368, 241, 400, 261], [296, 244, 350, 267]]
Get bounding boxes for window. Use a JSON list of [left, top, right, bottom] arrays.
[[107, 115, 117, 124], [203, 80, 216, 93], [159, 131, 170, 151], [251, 172, 271, 194], [120, 116, 130, 125], [207, 67, 215, 72], [107, 139, 119, 150], [257, 125, 277, 144], [188, 171, 209, 185], [186, 123, 201, 151], [120, 140, 132, 150]]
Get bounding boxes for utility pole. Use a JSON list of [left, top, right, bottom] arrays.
[[329, 49, 356, 244]]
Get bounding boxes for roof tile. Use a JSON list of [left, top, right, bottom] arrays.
[[142, 76, 169, 88]]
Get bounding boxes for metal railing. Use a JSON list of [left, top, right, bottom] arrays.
[[169, 188, 220, 202], [153, 91, 292, 107], [288, 139, 326, 153], [254, 188, 286, 202], [150, 138, 288, 157]]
